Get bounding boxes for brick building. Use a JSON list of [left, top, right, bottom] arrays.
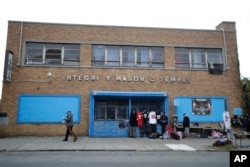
[[0, 21, 242, 137]]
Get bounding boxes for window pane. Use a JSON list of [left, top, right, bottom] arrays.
[[175, 48, 190, 68], [137, 47, 149, 67], [151, 47, 163, 62], [45, 44, 62, 65], [107, 107, 115, 120], [95, 100, 106, 120], [117, 107, 128, 120], [107, 46, 120, 66], [25, 43, 43, 64], [64, 61, 80, 66], [64, 45, 80, 59], [64, 44, 80, 50], [151, 47, 164, 68], [64, 50, 79, 59], [64, 44, 80, 66], [122, 46, 135, 67], [45, 44, 62, 59], [45, 59, 61, 65], [92, 45, 105, 61], [92, 45, 105, 66], [207, 49, 223, 64], [191, 49, 206, 68], [95, 106, 105, 120]]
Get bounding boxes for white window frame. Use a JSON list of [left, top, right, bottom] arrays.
[[92, 45, 164, 68], [25, 42, 80, 66]]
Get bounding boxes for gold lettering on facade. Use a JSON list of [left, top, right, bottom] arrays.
[[149, 77, 154, 82], [62, 75, 191, 83], [115, 76, 144, 82], [106, 76, 111, 80]]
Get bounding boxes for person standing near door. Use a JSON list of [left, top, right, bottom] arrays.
[[136, 111, 144, 137], [159, 112, 168, 137], [129, 110, 137, 138], [63, 111, 78, 142], [148, 111, 157, 136], [182, 113, 190, 137]]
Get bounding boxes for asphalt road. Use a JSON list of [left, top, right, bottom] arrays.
[[0, 151, 229, 167]]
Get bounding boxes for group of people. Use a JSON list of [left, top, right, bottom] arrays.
[[129, 110, 190, 139], [128, 110, 169, 138], [61, 110, 190, 141]]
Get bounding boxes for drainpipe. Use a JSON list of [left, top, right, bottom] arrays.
[[17, 21, 23, 66], [222, 28, 228, 70]]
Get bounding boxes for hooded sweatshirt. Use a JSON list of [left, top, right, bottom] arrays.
[[183, 114, 190, 128], [64, 111, 74, 127]]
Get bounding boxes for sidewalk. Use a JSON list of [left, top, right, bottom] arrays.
[[0, 137, 249, 152]]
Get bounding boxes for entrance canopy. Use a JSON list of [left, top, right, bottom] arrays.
[[92, 91, 168, 97]]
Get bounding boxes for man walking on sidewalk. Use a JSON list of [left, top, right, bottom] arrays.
[[63, 111, 78, 142]]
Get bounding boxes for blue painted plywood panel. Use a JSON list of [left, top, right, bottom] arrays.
[[174, 96, 227, 123], [17, 94, 81, 123], [92, 121, 129, 137]]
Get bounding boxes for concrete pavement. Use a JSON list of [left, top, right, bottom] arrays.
[[0, 136, 250, 152]]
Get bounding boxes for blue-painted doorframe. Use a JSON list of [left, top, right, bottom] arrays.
[[89, 91, 168, 137]]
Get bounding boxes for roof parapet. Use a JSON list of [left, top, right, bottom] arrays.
[[216, 21, 236, 31]]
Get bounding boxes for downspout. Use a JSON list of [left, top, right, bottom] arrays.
[[17, 21, 23, 66], [222, 28, 228, 70]]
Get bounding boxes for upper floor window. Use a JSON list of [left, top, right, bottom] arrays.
[[25, 42, 80, 66], [92, 45, 164, 68], [175, 48, 223, 69]]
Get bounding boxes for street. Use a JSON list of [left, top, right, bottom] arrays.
[[0, 151, 229, 167]]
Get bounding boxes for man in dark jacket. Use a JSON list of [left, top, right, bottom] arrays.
[[63, 111, 78, 142], [182, 113, 190, 137], [129, 110, 137, 137], [159, 112, 168, 136]]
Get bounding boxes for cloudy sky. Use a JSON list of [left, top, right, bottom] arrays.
[[0, 0, 249, 97]]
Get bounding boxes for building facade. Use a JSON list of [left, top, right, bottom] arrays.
[[0, 21, 242, 137]]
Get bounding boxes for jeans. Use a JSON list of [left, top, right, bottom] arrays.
[[184, 127, 190, 136]]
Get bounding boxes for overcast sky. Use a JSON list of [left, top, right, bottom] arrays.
[[0, 0, 249, 97]]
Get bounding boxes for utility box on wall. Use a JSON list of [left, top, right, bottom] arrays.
[[0, 112, 9, 125]]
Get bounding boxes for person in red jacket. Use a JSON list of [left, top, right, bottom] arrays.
[[136, 111, 144, 137]]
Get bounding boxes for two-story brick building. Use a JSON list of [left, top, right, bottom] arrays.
[[0, 21, 242, 137]]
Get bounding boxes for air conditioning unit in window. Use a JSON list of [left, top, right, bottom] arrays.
[[208, 63, 223, 75]]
